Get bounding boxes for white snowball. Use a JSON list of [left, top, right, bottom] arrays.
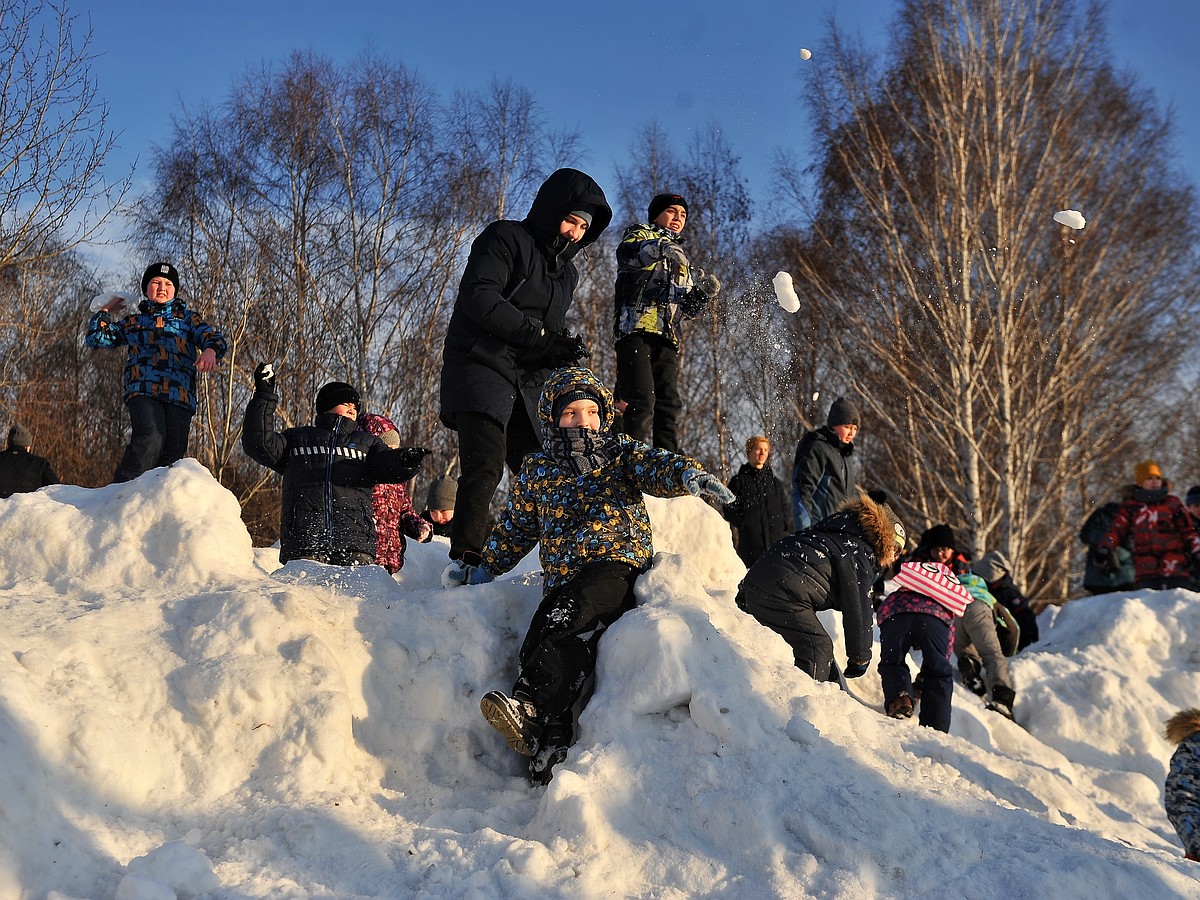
[[772, 271, 801, 313], [1053, 209, 1086, 230], [89, 291, 137, 313], [799, 48, 812, 60]]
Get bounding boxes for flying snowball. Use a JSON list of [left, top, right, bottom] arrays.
[[89, 290, 136, 313], [812, 392, 820, 403], [772, 271, 801, 313], [799, 48, 812, 60], [1053, 209, 1086, 230]]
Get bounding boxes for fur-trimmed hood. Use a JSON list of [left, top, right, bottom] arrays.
[[830, 489, 905, 565], [1166, 708, 1200, 745]]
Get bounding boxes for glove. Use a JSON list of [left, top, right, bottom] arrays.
[[441, 559, 494, 588], [542, 332, 589, 367], [395, 447, 431, 467], [694, 271, 721, 299], [662, 242, 688, 272], [844, 659, 870, 679], [1089, 546, 1116, 575], [253, 362, 276, 392], [417, 521, 434, 543], [682, 469, 736, 506]]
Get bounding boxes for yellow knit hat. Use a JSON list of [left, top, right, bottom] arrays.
[[1134, 460, 1163, 483]]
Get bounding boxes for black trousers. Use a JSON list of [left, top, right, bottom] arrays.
[[615, 332, 681, 453], [113, 395, 193, 483], [736, 589, 837, 682], [450, 400, 540, 561], [514, 562, 640, 730]]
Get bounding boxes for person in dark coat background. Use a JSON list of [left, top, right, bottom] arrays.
[[735, 490, 905, 683], [1079, 491, 1136, 596], [242, 364, 428, 567], [0, 424, 58, 498], [439, 168, 611, 584], [792, 397, 859, 531], [723, 435, 792, 567]]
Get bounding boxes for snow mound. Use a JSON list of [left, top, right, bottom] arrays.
[[0, 459, 254, 593], [0, 466, 1197, 897]]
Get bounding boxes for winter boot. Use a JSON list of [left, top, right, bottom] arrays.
[[480, 690, 541, 757], [527, 719, 573, 785], [886, 693, 914, 719], [958, 656, 987, 697], [985, 685, 1016, 721]]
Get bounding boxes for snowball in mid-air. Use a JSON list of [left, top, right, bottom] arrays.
[[772, 272, 801, 313], [799, 48, 812, 60], [1053, 209, 1086, 230], [89, 290, 137, 313]]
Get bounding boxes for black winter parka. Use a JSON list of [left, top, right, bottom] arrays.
[[737, 508, 884, 666], [242, 389, 425, 564], [0, 447, 58, 498], [724, 462, 792, 566], [440, 168, 611, 429]]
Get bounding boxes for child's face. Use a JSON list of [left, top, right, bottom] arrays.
[[558, 398, 601, 431], [748, 442, 770, 468], [1141, 476, 1163, 490], [654, 204, 687, 234], [145, 277, 176, 304], [429, 509, 453, 524], [831, 423, 859, 444]]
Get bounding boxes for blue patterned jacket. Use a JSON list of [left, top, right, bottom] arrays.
[[85, 298, 227, 412]]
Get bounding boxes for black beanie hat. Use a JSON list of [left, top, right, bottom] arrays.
[[552, 386, 606, 423], [141, 262, 180, 297], [921, 523, 957, 552], [648, 193, 688, 223], [315, 381, 360, 413], [827, 396, 861, 427]]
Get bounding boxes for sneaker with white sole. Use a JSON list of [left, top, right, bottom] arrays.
[[480, 690, 541, 757]]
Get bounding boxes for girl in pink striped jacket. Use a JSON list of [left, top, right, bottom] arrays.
[[876, 524, 971, 732]]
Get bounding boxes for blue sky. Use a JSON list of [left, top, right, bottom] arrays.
[[80, 0, 1199, 251]]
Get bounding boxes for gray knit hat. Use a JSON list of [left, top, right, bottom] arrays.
[[827, 397, 861, 428], [7, 424, 32, 448], [425, 476, 457, 511]]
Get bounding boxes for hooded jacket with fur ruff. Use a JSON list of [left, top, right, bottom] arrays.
[[736, 491, 902, 666]]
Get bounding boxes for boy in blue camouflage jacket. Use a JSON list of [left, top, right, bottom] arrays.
[[450, 366, 734, 783], [1165, 708, 1200, 861], [86, 262, 227, 482]]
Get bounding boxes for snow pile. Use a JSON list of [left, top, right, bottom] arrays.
[[1, 464, 1197, 897]]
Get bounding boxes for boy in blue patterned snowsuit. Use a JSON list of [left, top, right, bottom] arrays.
[[459, 366, 734, 783], [1165, 708, 1200, 861], [86, 263, 227, 482]]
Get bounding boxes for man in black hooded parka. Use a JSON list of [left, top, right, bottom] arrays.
[[440, 168, 611, 581]]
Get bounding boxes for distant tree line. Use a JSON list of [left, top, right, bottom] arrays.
[[1, 0, 1197, 599]]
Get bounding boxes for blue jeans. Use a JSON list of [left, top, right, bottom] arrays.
[[879, 612, 954, 732], [113, 395, 193, 483]]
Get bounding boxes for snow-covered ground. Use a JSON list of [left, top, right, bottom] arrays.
[[0, 460, 1196, 898]]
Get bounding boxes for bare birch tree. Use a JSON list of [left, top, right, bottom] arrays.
[[779, 0, 1200, 597]]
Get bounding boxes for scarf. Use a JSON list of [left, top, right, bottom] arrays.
[[544, 426, 619, 476]]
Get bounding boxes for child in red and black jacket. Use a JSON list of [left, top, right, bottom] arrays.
[[877, 524, 971, 732], [1094, 460, 1200, 591]]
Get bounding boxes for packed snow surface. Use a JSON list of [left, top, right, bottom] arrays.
[[1, 460, 1197, 897]]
